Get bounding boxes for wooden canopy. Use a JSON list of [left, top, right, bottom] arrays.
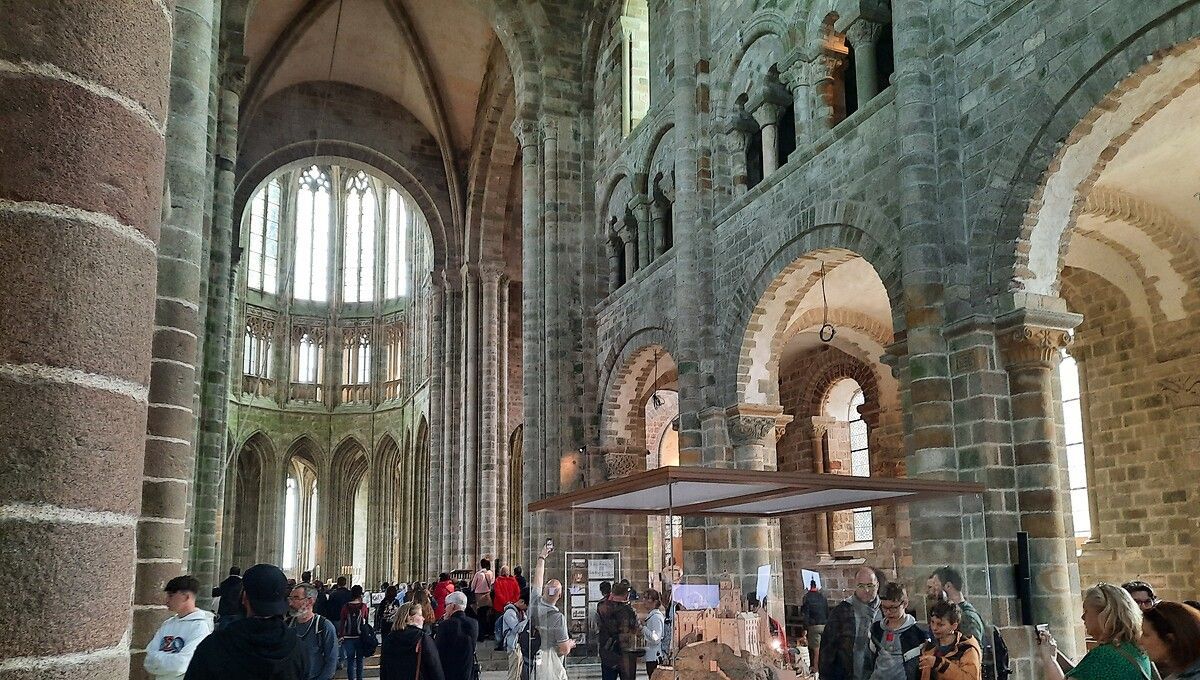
[[528, 466, 984, 518]]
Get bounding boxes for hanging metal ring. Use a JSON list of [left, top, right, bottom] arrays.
[[819, 323, 836, 342]]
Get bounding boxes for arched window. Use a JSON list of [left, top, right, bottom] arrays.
[[621, 0, 651, 135], [342, 171, 376, 303], [294, 166, 331, 302], [823, 377, 874, 548], [1058, 350, 1092, 540], [247, 178, 281, 293], [283, 476, 297, 571], [385, 188, 408, 299]]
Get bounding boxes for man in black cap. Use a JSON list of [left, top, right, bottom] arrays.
[[185, 563, 310, 680], [215, 567, 244, 631]]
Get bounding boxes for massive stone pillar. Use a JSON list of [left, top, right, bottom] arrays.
[[997, 311, 1083, 658], [722, 405, 791, 622], [460, 264, 480, 565], [478, 261, 505, 559], [191, 58, 244, 607], [0, 2, 171, 676], [426, 274, 447, 573], [496, 277, 511, 565], [133, 0, 217, 673]]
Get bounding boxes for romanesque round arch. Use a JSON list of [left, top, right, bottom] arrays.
[[979, 5, 1200, 300], [598, 328, 676, 449], [722, 199, 902, 406]]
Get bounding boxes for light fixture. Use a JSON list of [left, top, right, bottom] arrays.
[[819, 259, 836, 342], [650, 348, 664, 407]]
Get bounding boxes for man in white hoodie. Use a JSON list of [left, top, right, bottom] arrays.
[[145, 575, 215, 679]]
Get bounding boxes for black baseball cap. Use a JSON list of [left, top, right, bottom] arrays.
[[243, 563, 289, 617]]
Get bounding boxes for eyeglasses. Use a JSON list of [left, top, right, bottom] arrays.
[[881, 604, 905, 612]]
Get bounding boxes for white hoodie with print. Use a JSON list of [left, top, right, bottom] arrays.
[[144, 609, 214, 679]]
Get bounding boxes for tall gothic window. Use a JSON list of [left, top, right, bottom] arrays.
[[621, 0, 651, 135], [386, 188, 408, 299], [343, 171, 376, 303], [294, 166, 331, 302], [1059, 350, 1092, 540], [247, 178, 281, 293], [294, 331, 322, 383]]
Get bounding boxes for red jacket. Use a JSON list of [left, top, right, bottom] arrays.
[[492, 575, 521, 612], [433, 579, 456, 619]]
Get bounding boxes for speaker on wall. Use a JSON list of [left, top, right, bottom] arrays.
[[1014, 531, 1033, 626]]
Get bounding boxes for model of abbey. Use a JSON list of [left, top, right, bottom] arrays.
[[2, 0, 1198, 678]]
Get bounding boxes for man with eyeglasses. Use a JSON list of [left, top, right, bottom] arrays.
[[866, 583, 926, 680], [819, 566, 882, 680]]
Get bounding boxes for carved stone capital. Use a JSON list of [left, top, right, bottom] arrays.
[[479, 260, 506, 284], [845, 19, 884, 47], [511, 118, 540, 148], [780, 59, 821, 91], [601, 450, 647, 480], [725, 404, 792, 447], [996, 307, 1082, 369], [810, 415, 837, 438], [1161, 376, 1200, 411], [817, 52, 847, 81], [751, 101, 782, 128]]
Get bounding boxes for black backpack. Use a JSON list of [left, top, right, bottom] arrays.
[[359, 620, 378, 657], [990, 628, 1011, 680], [518, 621, 542, 658]]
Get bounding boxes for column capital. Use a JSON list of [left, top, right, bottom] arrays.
[[751, 101, 782, 128], [511, 117, 540, 148], [817, 52, 847, 81], [809, 415, 838, 437], [780, 59, 821, 91], [725, 404, 792, 447], [222, 55, 250, 95], [845, 18, 885, 47], [479, 260, 506, 283], [996, 308, 1082, 369]]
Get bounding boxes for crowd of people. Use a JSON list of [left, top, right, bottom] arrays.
[[140, 556, 1200, 680]]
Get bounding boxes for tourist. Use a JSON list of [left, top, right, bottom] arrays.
[[514, 565, 528, 594], [215, 567, 244, 631], [493, 566, 522, 648], [498, 597, 529, 680], [411, 587, 437, 633], [597, 580, 640, 680], [339, 585, 372, 680], [531, 541, 574, 680], [145, 575, 214, 679], [324, 576, 353, 620], [641, 589, 666, 679], [381, 602, 445, 680], [472, 559, 497, 640], [288, 584, 338, 680], [802, 579, 830, 671], [868, 583, 926, 680], [433, 573, 456, 620], [820, 566, 882, 680], [1125, 581, 1161, 613], [184, 563, 310, 679], [378, 584, 401, 637], [435, 591, 479, 680], [1037, 583, 1150, 680], [926, 567, 985, 644], [1141, 602, 1200, 680], [918, 601, 981, 680]]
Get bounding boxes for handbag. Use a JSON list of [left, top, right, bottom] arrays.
[[1112, 643, 1151, 680]]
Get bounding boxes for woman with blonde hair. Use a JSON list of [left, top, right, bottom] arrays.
[[1038, 583, 1151, 680], [381, 602, 445, 680]]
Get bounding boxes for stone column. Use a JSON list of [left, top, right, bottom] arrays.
[[426, 274, 447, 573], [631, 193, 652, 270], [442, 274, 464, 568], [496, 276, 511, 565], [134, 0, 217, 672], [191, 57, 245, 608], [752, 102, 781, 177], [727, 115, 757, 196], [781, 58, 818, 147], [998, 311, 1083, 658], [607, 233, 623, 292], [721, 405, 793, 622], [0, 1, 171, 675], [478, 261, 505, 559], [459, 264, 481, 565], [813, 53, 845, 131], [809, 416, 836, 560], [623, 228, 638, 282], [846, 20, 884, 103], [650, 173, 674, 258]]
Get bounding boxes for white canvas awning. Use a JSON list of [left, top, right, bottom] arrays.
[[528, 466, 983, 518]]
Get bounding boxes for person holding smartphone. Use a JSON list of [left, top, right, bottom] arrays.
[[918, 601, 981, 680], [531, 540, 575, 680], [1037, 583, 1150, 680]]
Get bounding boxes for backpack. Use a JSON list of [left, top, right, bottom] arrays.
[[343, 604, 366, 637], [383, 602, 400, 624], [661, 602, 675, 660], [358, 619, 378, 657], [518, 618, 542, 658]]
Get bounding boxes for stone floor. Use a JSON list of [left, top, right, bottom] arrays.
[[333, 641, 648, 679]]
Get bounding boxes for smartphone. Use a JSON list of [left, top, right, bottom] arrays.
[[1036, 623, 1049, 643], [545, 538, 555, 552]]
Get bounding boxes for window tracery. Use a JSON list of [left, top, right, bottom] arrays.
[[295, 166, 332, 302], [343, 170, 376, 304], [247, 178, 281, 293]]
